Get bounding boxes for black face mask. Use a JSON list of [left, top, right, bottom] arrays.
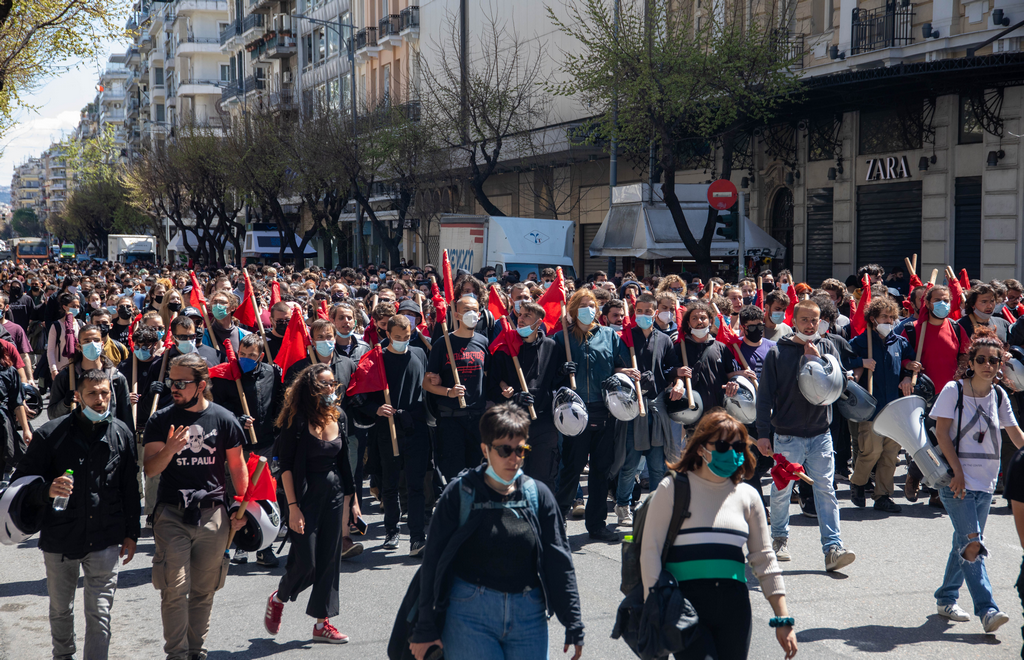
[[761, 282, 776, 295], [742, 296, 755, 306], [99, 324, 110, 337], [744, 324, 765, 342], [331, 292, 345, 302], [274, 320, 288, 335], [174, 386, 203, 409], [10, 288, 21, 298], [118, 308, 132, 320], [154, 295, 164, 305], [168, 301, 182, 313]]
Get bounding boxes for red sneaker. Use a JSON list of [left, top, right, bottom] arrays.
[[312, 619, 349, 644], [264, 591, 284, 635]]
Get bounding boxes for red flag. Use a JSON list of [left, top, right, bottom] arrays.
[[161, 323, 175, 350], [1017, 303, 1024, 318], [716, 313, 742, 346], [317, 300, 329, 320], [270, 281, 281, 307], [489, 317, 523, 357], [947, 277, 964, 321], [346, 345, 387, 396], [233, 271, 258, 328], [850, 276, 870, 337], [127, 313, 142, 352], [620, 291, 637, 348], [189, 271, 206, 312], [1002, 305, 1016, 324], [442, 250, 454, 305], [233, 453, 277, 503], [909, 272, 924, 290], [362, 324, 380, 347], [771, 453, 808, 491], [488, 284, 508, 320], [209, 339, 242, 380], [274, 309, 312, 382], [430, 280, 448, 326], [536, 267, 567, 334], [754, 288, 764, 310], [959, 269, 971, 291], [782, 283, 799, 326]]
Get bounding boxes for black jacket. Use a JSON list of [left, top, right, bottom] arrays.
[[411, 465, 585, 646], [48, 362, 135, 434], [756, 335, 841, 439], [211, 362, 284, 450], [13, 412, 140, 558], [274, 413, 354, 502], [493, 333, 561, 416]]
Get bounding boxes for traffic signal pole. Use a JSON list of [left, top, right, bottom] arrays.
[[738, 192, 745, 278]]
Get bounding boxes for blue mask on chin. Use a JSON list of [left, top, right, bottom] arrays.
[[486, 463, 523, 486], [82, 402, 112, 423]]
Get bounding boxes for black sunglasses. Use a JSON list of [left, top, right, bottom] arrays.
[[166, 378, 199, 390], [974, 355, 1003, 366], [491, 444, 532, 459], [710, 439, 747, 454]]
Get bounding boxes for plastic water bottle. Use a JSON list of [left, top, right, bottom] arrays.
[[52, 469, 74, 511], [270, 456, 280, 476]]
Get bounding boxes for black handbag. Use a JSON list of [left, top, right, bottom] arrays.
[[613, 571, 701, 660]]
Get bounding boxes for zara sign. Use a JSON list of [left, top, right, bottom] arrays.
[[864, 155, 911, 181]]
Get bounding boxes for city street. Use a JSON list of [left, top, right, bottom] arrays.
[[1, 410, 1023, 660]]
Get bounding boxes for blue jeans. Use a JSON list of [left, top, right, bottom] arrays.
[[934, 487, 998, 615], [769, 432, 843, 554], [441, 578, 549, 660], [616, 424, 666, 507]]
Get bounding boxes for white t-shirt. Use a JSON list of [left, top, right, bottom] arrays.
[[930, 380, 1017, 493]]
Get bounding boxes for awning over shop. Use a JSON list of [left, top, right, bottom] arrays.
[[588, 203, 785, 260], [167, 229, 224, 253], [242, 230, 316, 257]]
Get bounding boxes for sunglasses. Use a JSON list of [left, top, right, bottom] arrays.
[[165, 378, 199, 390], [172, 334, 194, 342], [491, 444, 532, 459], [974, 355, 1003, 366], [744, 323, 765, 333], [709, 439, 747, 454], [318, 381, 340, 390]]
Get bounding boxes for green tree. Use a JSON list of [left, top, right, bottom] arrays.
[[549, 0, 803, 277], [10, 207, 42, 235]]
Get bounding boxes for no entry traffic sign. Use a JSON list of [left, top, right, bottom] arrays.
[[707, 179, 738, 210]]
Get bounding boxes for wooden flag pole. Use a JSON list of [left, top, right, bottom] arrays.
[[912, 253, 918, 274], [712, 302, 753, 373], [383, 385, 399, 456], [131, 355, 138, 426], [510, 355, 537, 420], [680, 339, 696, 412], [440, 319, 466, 409], [904, 257, 916, 279], [866, 328, 874, 395], [225, 456, 266, 551], [947, 266, 967, 305], [149, 313, 177, 417], [628, 346, 647, 417], [250, 277, 275, 363], [910, 271, 938, 388], [560, 303, 577, 390], [68, 364, 76, 411], [929, 268, 938, 286], [234, 378, 259, 446]]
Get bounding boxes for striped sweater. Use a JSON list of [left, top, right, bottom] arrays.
[[639, 471, 785, 600]]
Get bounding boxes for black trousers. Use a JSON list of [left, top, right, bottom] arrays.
[[1016, 556, 1024, 659], [676, 579, 752, 660], [555, 403, 615, 534], [376, 421, 430, 542], [436, 413, 483, 480], [523, 415, 559, 495], [349, 424, 371, 504], [277, 470, 344, 619]]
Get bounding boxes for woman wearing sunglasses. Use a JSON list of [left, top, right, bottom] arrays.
[[640, 411, 796, 660], [407, 403, 584, 660], [929, 325, 1024, 632], [263, 364, 357, 644]]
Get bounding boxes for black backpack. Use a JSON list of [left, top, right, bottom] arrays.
[[620, 471, 691, 596]]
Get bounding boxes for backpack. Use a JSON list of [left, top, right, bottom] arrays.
[[458, 473, 539, 526], [620, 471, 690, 596], [952, 381, 1006, 454]]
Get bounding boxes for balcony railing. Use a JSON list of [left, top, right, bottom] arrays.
[[220, 20, 241, 45], [221, 84, 240, 102], [242, 13, 265, 34], [851, 3, 914, 55], [379, 14, 400, 37], [773, 30, 805, 69], [355, 26, 377, 50], [400, 6, 420, 32], [243, 75, 266, 93]]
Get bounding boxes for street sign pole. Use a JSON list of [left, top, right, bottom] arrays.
[[738, 191, 746, 278]]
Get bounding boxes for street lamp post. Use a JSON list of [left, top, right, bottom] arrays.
[[293, 13, 361, 268]]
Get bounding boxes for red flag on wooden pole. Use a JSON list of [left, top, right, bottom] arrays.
[[273, 310, 312, 381], [346, 345, 388, 396], [535, 267, 567, 334], [233, 272, 258, 327]]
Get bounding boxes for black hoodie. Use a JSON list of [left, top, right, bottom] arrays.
[[755, 334, 841, 439]]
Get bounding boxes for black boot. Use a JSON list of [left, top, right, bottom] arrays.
[[851, 484, 866, 508]]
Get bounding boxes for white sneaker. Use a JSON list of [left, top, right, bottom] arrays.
[[572, 499, 586, 517], [614, 505, 633, 526], [772, 538, 791, 561], [982, 610, 1010, 633], [825, 546, 856, 572], [937, 604, 970, 622]]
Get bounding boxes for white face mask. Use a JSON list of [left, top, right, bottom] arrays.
[[876, 323, 893, 337], [691, 326, 710, 338], [817, 320, 830, 336], [657, 311, 674, 324], [794, 330, 819, 343], [461, 310, 480, 328], [609, 324, 622, 333]]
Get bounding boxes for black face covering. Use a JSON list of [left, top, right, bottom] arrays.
[[742, 296, 754, 306], [761, 282, 776, 295], [154, 295, 164, 305], [175, 385, 203, 409], [274, 320, 288, 335], [118, 308, 132, 320], [168, 302, 182, 313], [99, 324, 110, 337], [744, 324, 765, 342]]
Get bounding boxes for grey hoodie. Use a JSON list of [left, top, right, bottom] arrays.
[[755, 335, 840, 439]]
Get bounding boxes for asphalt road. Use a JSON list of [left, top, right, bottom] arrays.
[[3, 405, 1024, 659]]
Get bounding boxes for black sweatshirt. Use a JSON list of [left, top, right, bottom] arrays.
[[756, 335, 841, 439]]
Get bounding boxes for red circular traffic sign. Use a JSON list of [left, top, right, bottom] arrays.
[[707, 179, 738, 210]]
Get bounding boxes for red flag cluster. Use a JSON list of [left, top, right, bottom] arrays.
[[346, 345, 388, 396], [274, 309, 312, 381], [536, 267, 567, 334]]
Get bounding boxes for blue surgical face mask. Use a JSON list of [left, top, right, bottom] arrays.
[[315, 340, 335, 357], [157, 330, 166, 341], [576, 306, 596, 325], [517, 323, 537, 338], [543, 281, 553, 289], [770, 311, 786, 324], [513, 300, 524, 313], [239, 357, 258, 373], [994, 303, 1005, 313], [336, 330, 354, 339], [390, 339, 410, 353], [123, 289, 134, 297], [82, 341, 103, 361], [635, 314, 654, 329], [932, 300, 951, 319], [486, 461, 523, 486], [369, 283, 378, 291], [82, 401, 112, 423], [134, 347, 152, 361], [211, 304, 229, 320], [106, 306, 117, 315], [177, 339, 196, 354], [462, 292, 477, 301], [487, 276, 497, 284], [704, 446, 745, 478]]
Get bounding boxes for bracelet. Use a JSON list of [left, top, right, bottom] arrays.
[[769, 617, 794, 628], [446, 387, 451, 398], [288, 502, 298, 507]]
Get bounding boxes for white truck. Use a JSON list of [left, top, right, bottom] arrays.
[[437, 215, 576, 280], [108, 234, 157, 263]]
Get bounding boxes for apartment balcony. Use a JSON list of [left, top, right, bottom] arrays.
[[379, 14, 402, 48], [176, 35, 221, 55], [152, 84, 166, 98], [128, 98, 140, 117], [260, 32, 297, 59], [178, 78, 222, 96], [243, 75, 266, 95], [140, 35, 154, 53], [242, 13, 265, 37], [400, 6, 419, 39], [354, 26, 381, 62], [221, 83, 240, 103], [773, 30, 805, 69], [220, 20, 241, 47], [167, 95, 177, 108], [175, 0, 228, 15], [102, 111, 126, 122], [248, 0, 278, 12], [851, 4, 915, 55], [100, 89, 127, 102], [127, 47, 141, 65], [50, 184, 66, 191]]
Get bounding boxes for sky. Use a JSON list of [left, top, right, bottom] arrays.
[[1, 38, 125, 188]]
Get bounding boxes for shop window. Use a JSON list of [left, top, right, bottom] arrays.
[[959, 96, 983, 144], [807, 116, 839, 162], [858, 106, 922, 155]]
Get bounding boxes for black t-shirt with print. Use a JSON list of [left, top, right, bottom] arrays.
[[143, 401, 244, 507], [426, 332, 490, 412]]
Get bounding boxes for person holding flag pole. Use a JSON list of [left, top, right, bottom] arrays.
[[538, 267, 577, 391], [428, 268, 467, 410]]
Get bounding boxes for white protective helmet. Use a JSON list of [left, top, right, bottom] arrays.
[[228, 500, 282, 552], [0, 475, 45, 545], [723, 375, 757, 424], [553, 387, 589, 437], [797, 354, 846, 407], [602, 374, 640, 422]]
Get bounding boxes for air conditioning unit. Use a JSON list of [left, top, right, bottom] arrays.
[[282, 71, 293, 83]]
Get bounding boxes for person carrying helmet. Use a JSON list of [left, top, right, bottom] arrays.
[[755, 299, 856, 572], [12, 369, 139, 660], [611, 293, 680, 526], [730, 304, 776, 509]]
